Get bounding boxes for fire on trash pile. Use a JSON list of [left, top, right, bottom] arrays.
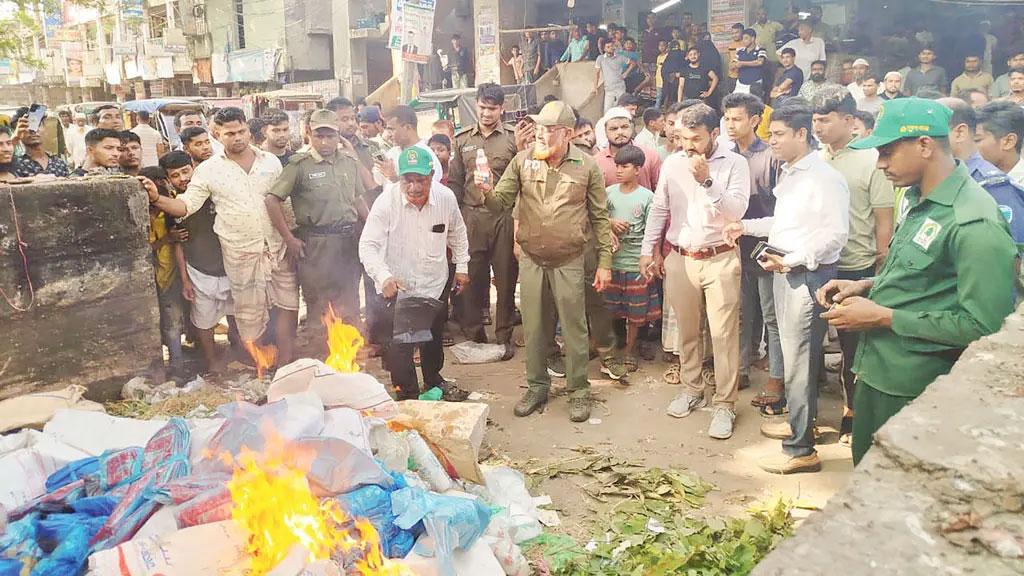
[[0, 314, 533, 576]]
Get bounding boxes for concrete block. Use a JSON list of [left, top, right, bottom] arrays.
[[0, 177, 160, 401]]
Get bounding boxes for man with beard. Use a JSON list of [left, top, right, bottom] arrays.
[[260, 109, 293, 165], [641, 103, 750, 441], [11, 109, 70, 178], [798, 60, 839, 101], [881, 71, 904, 101], [479, 101, 614, 422], [573, 118, 596, 154], [180, 127, 214, 164], [266, 109, 368, 351], [72, 128, 122, 176], [723, 101, 849, 473], [143, 107, 300, 366], [448, 84, 519, 357], [118, 131, 143, 176], [594, 107, 662, 189], [162, 150, 241, 374]]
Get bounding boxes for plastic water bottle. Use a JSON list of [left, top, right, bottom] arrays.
[[474, 148, 491, 186], [369, 424, 409, 473], [406, 430, 453, 492]]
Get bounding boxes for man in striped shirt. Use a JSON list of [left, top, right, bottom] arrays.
[[360, 146, 471, 401]]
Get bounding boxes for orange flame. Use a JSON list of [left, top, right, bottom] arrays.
[[323, 304, 364, 373], [244, 341, 278, 378]]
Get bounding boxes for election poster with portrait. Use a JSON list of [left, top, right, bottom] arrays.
[[388, 0, 435, 64]]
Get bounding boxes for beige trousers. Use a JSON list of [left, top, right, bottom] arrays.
[[663, 249, 742, 407]]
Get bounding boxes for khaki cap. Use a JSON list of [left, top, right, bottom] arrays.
[[308, 109, 339, 132], [528, 101, 576, 128]]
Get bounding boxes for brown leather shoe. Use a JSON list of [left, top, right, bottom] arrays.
[[757, 452, 822, 475], [760, 419, 792, 440]]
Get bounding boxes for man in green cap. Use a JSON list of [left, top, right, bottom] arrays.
[[476, 100, 615, 422], [266, 109, 369, 353], [360, 145, 470, 401], [818, 97, 1018, 465]]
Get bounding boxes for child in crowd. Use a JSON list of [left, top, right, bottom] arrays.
[[604, 145, 661, 372], [428, 133, 452, 186], [505, 45, 526, 84], [142, 165, 185, 378]]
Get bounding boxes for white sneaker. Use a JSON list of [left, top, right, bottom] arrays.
[[708, 407, 735, 440], [666, 391, 706, 418]]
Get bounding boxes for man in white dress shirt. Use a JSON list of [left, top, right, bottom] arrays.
[[143, 107, 300, 365], [379, 105, 444, 185], [360, 146, 471, 401], [724, 101, 850, 475], [640, 103, 751, 440]]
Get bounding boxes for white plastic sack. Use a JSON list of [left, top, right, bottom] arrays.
[[44, 410, 168, 456], [132, 505, 181, 541], [398, 538, 504, 576], [483, 467, 543, 544], [86, 520, 251, 576], [0, 430, 90, 510], [320, 408, 372, 456], [0, 385, 104, 433], [448, 342, 507, 364], [269, 359, 397, 418]]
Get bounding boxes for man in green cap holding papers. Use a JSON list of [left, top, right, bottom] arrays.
[[360, 145, 471, 401], [476, 100, 615, 423], [817, 97, 1018, 464]]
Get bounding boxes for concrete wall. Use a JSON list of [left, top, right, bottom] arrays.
[[0, 179, 161, 402], [753, 309, 1024, 575]]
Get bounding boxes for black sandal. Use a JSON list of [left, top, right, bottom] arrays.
[[759, 397, 789, 416], [840, 415, 853, 446]]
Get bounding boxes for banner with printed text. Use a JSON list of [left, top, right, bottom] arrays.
[[388, 0, 435, 64], [709, 0, 747, 52]]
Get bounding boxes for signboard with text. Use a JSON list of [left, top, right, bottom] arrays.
[[388, 0, 436, 64]]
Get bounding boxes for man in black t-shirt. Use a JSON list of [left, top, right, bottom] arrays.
[[679, 47, 719, 105]]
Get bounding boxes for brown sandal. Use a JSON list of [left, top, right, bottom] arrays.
[[663, 363, 680, 385], [751, 390, 783, 407]]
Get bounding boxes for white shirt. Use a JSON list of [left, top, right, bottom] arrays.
[[779, 37, 826, 78], [847, 81, 864, 101], [178, 146, 285, 253], [359, 181, 470, 300], [741, 151, 849, 270], [1009, 159, 1024, 188], [384, 142, 443, 183], [66, 124, 89, 167], [857, 95, 884, 115], [641, 146, 750, 254], [633, 128, 659, 150], [131, 123, 165, 168]]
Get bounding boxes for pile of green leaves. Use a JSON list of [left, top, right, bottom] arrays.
[[524, 498, 793, 576]]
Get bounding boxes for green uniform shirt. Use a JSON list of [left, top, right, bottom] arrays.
[[449, 123, 518, 207], [487, 144, 614, 269], [854, 163, 1017, 398], [268, 147, 364, 228]]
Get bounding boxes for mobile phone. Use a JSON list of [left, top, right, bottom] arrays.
[[27, 104, 47, 132], [751, 241, 789, 261]]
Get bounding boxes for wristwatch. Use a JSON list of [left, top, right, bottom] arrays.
[[701, 178, 713, 188]]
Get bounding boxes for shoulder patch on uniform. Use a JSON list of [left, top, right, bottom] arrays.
[[454, 126, 475, 138], [287, 152, 310, 165]]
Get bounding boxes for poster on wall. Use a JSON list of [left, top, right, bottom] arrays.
[[388, 0, 436, 64], [603, 0, 624, 27], [475, 2, 498, 84], [61, 41, 83, 85], [709, 0, 747, 51]]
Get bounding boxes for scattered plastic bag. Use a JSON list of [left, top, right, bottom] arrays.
[[293, 436, 392, 496], [393, 296, 444, 344], [335, 471, 418, 559], [448, 342, 507, 365], [399, 538, 505, 576], [483, 467, 543, 543], [86, 520, 251, 576], [418, 387, 443, 401], [368, 424, 410, 474], [32, 513, 107, 576], [481, 514, 531, 576], [0, 385, 104, 433], [391, 488, 491, 575], [173, 486, 232, 528], [320, 408, 372, 456], [393, 401, 490, 484], [196, 392, 324, 475], [269, 359, 397, 418]]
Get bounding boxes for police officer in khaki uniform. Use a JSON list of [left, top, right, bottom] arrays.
[[448, 83, 520, 359], [266, 109, 369, 352]]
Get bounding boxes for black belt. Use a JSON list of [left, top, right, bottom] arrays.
[[301, 222, 359, 237]]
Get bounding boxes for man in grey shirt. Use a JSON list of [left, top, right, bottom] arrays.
[[903, 47, 948, 96], [595, 42, 631, 113], [522, 30, 541, 83]]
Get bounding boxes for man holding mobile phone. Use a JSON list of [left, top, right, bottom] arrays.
[[723, 101, 849, 474], [12, 107, 70, 179]]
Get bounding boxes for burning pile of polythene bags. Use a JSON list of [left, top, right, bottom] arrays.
[[0, 360, 535, 576]]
